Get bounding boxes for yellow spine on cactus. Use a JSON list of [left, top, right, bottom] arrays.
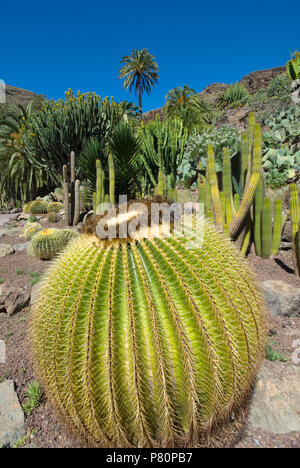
[[207, 144, 224, 230]]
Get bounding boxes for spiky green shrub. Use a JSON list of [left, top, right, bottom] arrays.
[[30, 228, 76, 260], [61, 229, 79, 244], [31, 225, 266, 447], [218, 82, 249, 109], [47, 202, 63, 213], [30, 200, 48, 215]]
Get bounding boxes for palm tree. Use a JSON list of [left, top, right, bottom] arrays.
[[165, 85, 215, 131], [119, 49, 159, 116]]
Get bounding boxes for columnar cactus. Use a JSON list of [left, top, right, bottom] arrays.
[[31, 223, 266, 448], [63, 165, 70, 226], [108, 153, 115, 205], [222, 148, 232, 225], [261, 198, 273, 259], [272, 199, 283, 256], [289, 184, 300, 275], [73, 180, 81, 226], [207, 144, 224, 230], [229, 122, 262, 239]]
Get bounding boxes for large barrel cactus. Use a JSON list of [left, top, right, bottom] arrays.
[[31, 223, 266, 447]]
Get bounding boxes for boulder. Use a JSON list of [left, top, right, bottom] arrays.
[[262, 280, 300, 317], [0, 286, 30, 316], [12, 242, 29, 252], [248, 361, 300, 434], [30, 282, 42, 306], [0, 244, 14, 257], [0, 380, 25, 447]]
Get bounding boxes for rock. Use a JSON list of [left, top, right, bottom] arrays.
[[199, 83, 229, 106], [0, 229, 8, 239], [0, 380, 25, 447], [0, 287, 30, 316], [282, 220, 292, 243], [248, 361, 300, 434], [239, 66, 285, 95], [280, 241, 293, 251], [215, 107, 250, 131], [262, 280, 300, 317], [12, 242, 29, 252], [0, 244, 14, 257], [4, 288, 31, 316]]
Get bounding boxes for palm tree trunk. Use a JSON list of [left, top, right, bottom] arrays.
[[138, 78, 142, 116]]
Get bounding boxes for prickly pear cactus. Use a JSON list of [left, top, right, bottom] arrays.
[[31, 222, 266, 447]]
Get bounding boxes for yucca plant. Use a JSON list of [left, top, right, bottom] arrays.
[[31, 221, 266, 447], [218, 82, 249, 109]]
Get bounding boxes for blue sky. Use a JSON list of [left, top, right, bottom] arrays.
[[1, 0, 299, 111]]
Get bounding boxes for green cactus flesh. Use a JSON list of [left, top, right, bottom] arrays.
[[31, 224, 266, 447], [47, 202, 63, 213], [272, 199, 283, 256], [30, 228, 77, 260], [30, 200, 49, 215], [261, 198, 272, 259]]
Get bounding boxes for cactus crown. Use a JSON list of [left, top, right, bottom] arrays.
[[30, 228, 78, 260], [31, 219, 266, 447]]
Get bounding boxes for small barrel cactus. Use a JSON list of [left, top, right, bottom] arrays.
[[31, 222, 266, 447], [30, 200, 49, 215], [21, 222, 42, 241], [47, 202, 63, 213], [23, 202, 33, 214], [30, 228, 76, 260], [47, 212, 58, 223]]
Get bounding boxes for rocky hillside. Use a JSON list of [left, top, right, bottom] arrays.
[[4, 85, 37, 107], [143, 65, 286, 123]]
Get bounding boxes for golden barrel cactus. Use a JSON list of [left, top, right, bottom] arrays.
[[31, 223, 266, 447]]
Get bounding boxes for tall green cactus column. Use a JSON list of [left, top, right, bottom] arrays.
[[289, 184, 300, 275], [254, 176, 263, 257], [229, 123, 262, 239], [207, 144, 224, 230], [261, 198, 273, 259], [108, 153, 115, 206], [272, 199, 283, 256], [222, 148, 232, 225], [63, 165, 70, 226]]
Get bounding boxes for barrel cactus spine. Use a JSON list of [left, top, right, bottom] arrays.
[[31, 220, 267, 448]]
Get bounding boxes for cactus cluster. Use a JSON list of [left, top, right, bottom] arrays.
[[47, 212, 58, 223], [29, 228, 79, 260], [201, 112, 284, 256], [31, 222, 266, 447], [289, 184, 300, 275]]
